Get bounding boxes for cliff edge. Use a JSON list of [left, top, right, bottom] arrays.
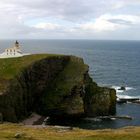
[[0, 54, 116, 122]]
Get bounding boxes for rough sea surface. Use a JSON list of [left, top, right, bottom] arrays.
[[0, 39, 140, 129]]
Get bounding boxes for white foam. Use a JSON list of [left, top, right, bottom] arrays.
[[117, 95, 134, 99], [125, 87, 134, 90], [111, 86, 134, 93]]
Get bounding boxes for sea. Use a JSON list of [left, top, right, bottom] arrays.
[[0, 39, 140, 129]]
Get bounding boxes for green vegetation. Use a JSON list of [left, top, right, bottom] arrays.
[[0, 54, 89, 121], [42, 56, 88, 114], [0, 123, 140, 140], [0, 54, 116, 122], [0, 54, 62, 91], [84, 82, 116, 117]]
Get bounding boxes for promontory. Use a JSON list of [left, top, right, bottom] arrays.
[[0, 54, 116, 122]]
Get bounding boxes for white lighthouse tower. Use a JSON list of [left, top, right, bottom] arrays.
[[0, 41, 29, 58]]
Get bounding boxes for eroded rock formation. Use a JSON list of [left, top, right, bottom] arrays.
[[0, 55, 116, 122]]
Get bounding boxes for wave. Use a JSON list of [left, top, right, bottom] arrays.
[[111, 86, 134, 93], [117, 95, 137, 99]]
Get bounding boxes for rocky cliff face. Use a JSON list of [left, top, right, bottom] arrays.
[[0, 55, 116, 122], [83, 74, 116, 117]]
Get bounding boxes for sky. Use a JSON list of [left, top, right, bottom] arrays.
[[0, 0, 140, 40]]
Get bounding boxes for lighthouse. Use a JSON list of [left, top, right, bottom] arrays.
[[15, 40, 20, 49], [0, 41, 29, 58]]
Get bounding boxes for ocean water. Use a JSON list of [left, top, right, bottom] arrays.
[[0, 39, 140, 129]]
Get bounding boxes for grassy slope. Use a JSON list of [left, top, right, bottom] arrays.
[[0, 124, 140, 140], [0, 54, 61, 91]]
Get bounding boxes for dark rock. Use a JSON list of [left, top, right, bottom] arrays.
[[117, 97, 140, 104], [83, 82, 116, 117], [117, 99, 127, 104], [132, 100, 140, 104], [0, 55, 116, 122], [0, 113, 3, 123], [118, 86, 126, 90]]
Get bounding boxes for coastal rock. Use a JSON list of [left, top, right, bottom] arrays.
[[84, 84, 116, 117], [83, 74, 116, 117], [118, 86, 126, 91], [0, 54, 116, 122]]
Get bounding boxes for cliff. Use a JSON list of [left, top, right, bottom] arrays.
[[0, 54, 116, 122]]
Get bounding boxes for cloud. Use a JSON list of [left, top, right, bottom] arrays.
[[2, 0, 140, 22], [108, 19, 133, 25], [33, 22, 61, 30], [109, 0, 140, 9], [79, 17, 119, 32], [79, 14, 140, 32], [0, 0, 140, 39]]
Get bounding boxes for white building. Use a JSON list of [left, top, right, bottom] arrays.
[[0, 41, 29, 58]]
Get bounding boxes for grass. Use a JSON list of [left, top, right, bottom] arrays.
[[0, 123, 140, 140], [0, 54, 62, 79], [55, 56, 88, 92], [0, 54, 62, 91], [42, 56, 88, 111]]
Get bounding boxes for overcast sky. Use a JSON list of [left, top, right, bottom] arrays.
[[0, 0, 140, 40]]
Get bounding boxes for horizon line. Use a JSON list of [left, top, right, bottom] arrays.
[[0, 39, 140, 41]]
